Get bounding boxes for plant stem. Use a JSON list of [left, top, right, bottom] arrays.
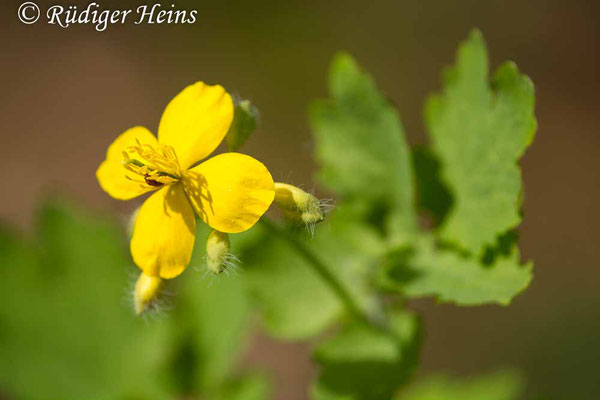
[[259, 217, 369, 324]]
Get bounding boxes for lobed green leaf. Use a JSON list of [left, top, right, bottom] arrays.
[[309, 52, 417, 243], [385, 235, 532, 306], [425, 29, 537, 255]]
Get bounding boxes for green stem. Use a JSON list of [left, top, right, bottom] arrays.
[[259, 217, 369, 324]]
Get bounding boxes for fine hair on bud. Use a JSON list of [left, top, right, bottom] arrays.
[[206, 229, 239, 275], [273, 182, 334, 235], [133, 272, 165, 316]]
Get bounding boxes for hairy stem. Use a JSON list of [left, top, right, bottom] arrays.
[[259, 217, 369, 324]]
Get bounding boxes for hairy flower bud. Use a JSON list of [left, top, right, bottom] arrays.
[[273, 182, 327, 225], [206, 229, 233, 274], [134, 272, 164, 315]]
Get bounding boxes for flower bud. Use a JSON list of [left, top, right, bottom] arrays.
[[206, 229, 231, 274], [225, 98, 258, 151], [273, 182, 325, 224], [134, 272, 164, 315]]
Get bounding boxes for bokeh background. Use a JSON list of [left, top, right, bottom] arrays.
[[1, 0, 599, 399]]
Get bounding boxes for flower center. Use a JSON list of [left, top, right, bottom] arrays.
[[122, 140, 181, 188]]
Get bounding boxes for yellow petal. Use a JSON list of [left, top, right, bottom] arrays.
[[158, 82, 234, 169], [183, 153, 275, 233], [96, 126, 158, 200], [130, 184, 196, 279]]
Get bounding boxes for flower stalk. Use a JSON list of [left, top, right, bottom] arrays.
[[258, 217, 369, 324]]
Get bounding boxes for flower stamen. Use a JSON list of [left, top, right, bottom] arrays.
[[121, 140, 182, 188]]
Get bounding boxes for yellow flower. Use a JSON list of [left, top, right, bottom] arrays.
[[97, 82, 275, 279]]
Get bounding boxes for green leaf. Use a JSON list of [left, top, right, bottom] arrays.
[[0, 199, 173, 400], [168, 222, 250, 395], [312, 311, 421, 400], [240, 205, 384, 340], [397, 370, 524, 400], [425, 30, 536, 254], [0, 199, 255, 400], [412, 147, 453, 227], [385, 235, 532, 306], [226, 98, 258, 151], [309, 52, 417, 242], [215, 373, 272, 400]]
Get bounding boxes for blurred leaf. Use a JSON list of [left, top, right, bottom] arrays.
[[226, 98, 258, 151], [240, 205, 384, 340], [425, 30, 536, 254], [215, 373, 272, 400], [384, 235, 532, 306], [309, 52, 416, 243], [312, 311, 421, 400], [412, 147, 453, 227], [396, 370, 524, 400], [0, 199, 258, 400], [168, 223, 251, 395], [0, 199, 172, 400]]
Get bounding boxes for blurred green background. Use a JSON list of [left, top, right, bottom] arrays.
[[1, 0, 599, 399]]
